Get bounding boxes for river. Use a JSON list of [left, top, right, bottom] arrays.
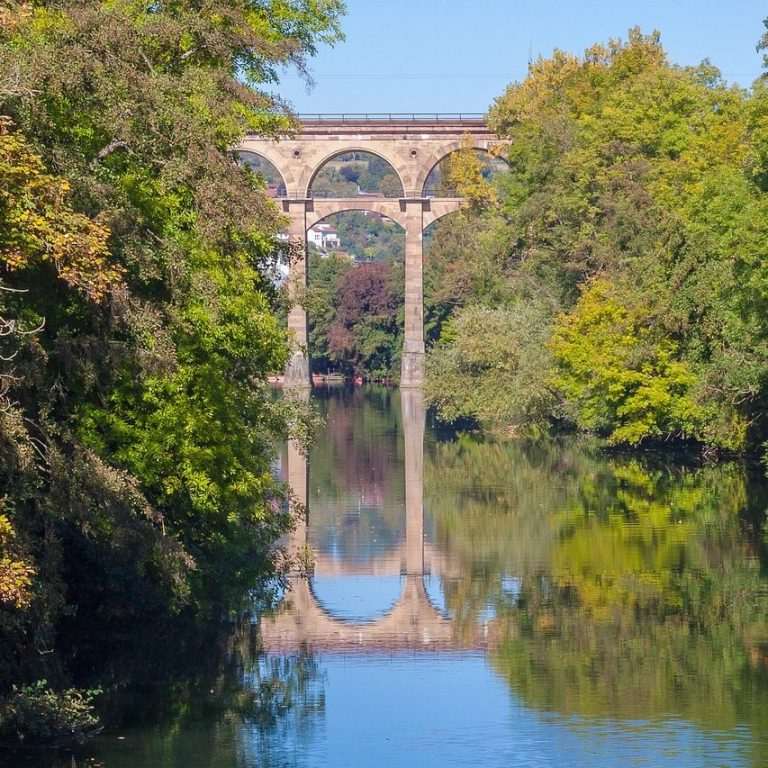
[[35, 385, 768, 767]]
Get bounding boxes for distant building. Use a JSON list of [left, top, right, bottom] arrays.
[[308, 223, 341, 250]]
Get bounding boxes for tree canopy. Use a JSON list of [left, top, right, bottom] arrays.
[[0, 0, 345, 722], [425, 27, 768, 458]]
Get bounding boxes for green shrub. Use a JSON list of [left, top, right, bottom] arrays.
[[0, 681, 100, 745]]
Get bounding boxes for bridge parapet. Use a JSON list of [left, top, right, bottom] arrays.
[[293, 113, 493, 139]]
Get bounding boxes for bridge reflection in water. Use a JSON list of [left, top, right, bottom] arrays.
[[260, 390, 491, 653]]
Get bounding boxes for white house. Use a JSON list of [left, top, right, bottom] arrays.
[[308, 222, 341, 250]]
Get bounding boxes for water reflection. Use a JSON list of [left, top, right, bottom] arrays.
[[306, 386, 403, 569], [53, 386, 768, 767], [263, 387, 768, 766], [264, 388, 487, 652]]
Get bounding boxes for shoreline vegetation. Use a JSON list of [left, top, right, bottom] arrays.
[[0, 0, 344, 746], [1, 0, 768, 747], [420, 27, 768, 462]]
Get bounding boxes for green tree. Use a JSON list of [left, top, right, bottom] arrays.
[[0, 0, 345, 714], [306, 250, 353, 373], [425, 303, 555, 429], [427, 27, 768, 454], [550, 278, 705, 446]]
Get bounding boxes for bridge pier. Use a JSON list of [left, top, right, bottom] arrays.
[[285, 437, 309, 569], [284, 200, 311, 388], [400, 199, 426, 388]]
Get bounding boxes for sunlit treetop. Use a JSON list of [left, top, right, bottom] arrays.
[[0, 117, 122, 301]]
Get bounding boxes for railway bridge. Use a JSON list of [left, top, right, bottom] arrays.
[[236, 114, 498, 387]]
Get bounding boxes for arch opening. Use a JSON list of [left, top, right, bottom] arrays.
[[422, 148, 509, 198], [305, 212, 405, 380], [308, 151, 404, 199], [310, 575, 404, 624], [236, 150, 287, 198]]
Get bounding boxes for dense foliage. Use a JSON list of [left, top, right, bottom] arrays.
[[306, 252, 403, 378], [0, 0, 344, 735], [425, 27, 768, 458]]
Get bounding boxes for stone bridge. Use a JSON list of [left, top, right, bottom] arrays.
[[236, 115, 498, 387], [259, 390, 492, 653]]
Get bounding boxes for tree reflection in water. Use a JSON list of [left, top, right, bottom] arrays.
[[33, 622, 325, 768], [426, 434, 768, 746]]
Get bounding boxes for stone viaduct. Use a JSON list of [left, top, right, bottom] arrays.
[[260, 390, 492, 653], [236, 115, 498, 387]]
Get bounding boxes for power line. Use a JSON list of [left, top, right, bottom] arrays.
[[283, 73, 528, 79]]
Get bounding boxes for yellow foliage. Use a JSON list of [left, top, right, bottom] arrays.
[[445, 133, 498, 209], [0, 117, 123, 301], [0, 513, 35, 610]]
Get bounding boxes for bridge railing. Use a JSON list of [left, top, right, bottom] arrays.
[[297, 112, 486, 123]]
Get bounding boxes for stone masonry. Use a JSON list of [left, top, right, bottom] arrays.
[[236, 116, 498, 387]]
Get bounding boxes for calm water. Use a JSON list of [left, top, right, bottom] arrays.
[[36, 386, 768, 767]]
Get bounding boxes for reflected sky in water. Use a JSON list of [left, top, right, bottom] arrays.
[[54, 385, 768, 768], [257, 654, 754, 768]]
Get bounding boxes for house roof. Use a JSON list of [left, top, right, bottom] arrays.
[[310, 223, 338, 235]]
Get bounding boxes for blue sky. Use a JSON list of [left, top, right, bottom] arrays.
[[274, 0, 767, 115]]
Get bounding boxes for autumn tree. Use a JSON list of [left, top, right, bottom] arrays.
[[0, 0, 345, 724]]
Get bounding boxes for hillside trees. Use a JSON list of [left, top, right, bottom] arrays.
[[425, 28, 768, 454], [310, 153, 404, 198], [0, 0, 345, 703]]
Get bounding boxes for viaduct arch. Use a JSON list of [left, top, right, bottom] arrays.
[[260, 390, 491, 652], [236, 115, 498, 387]]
